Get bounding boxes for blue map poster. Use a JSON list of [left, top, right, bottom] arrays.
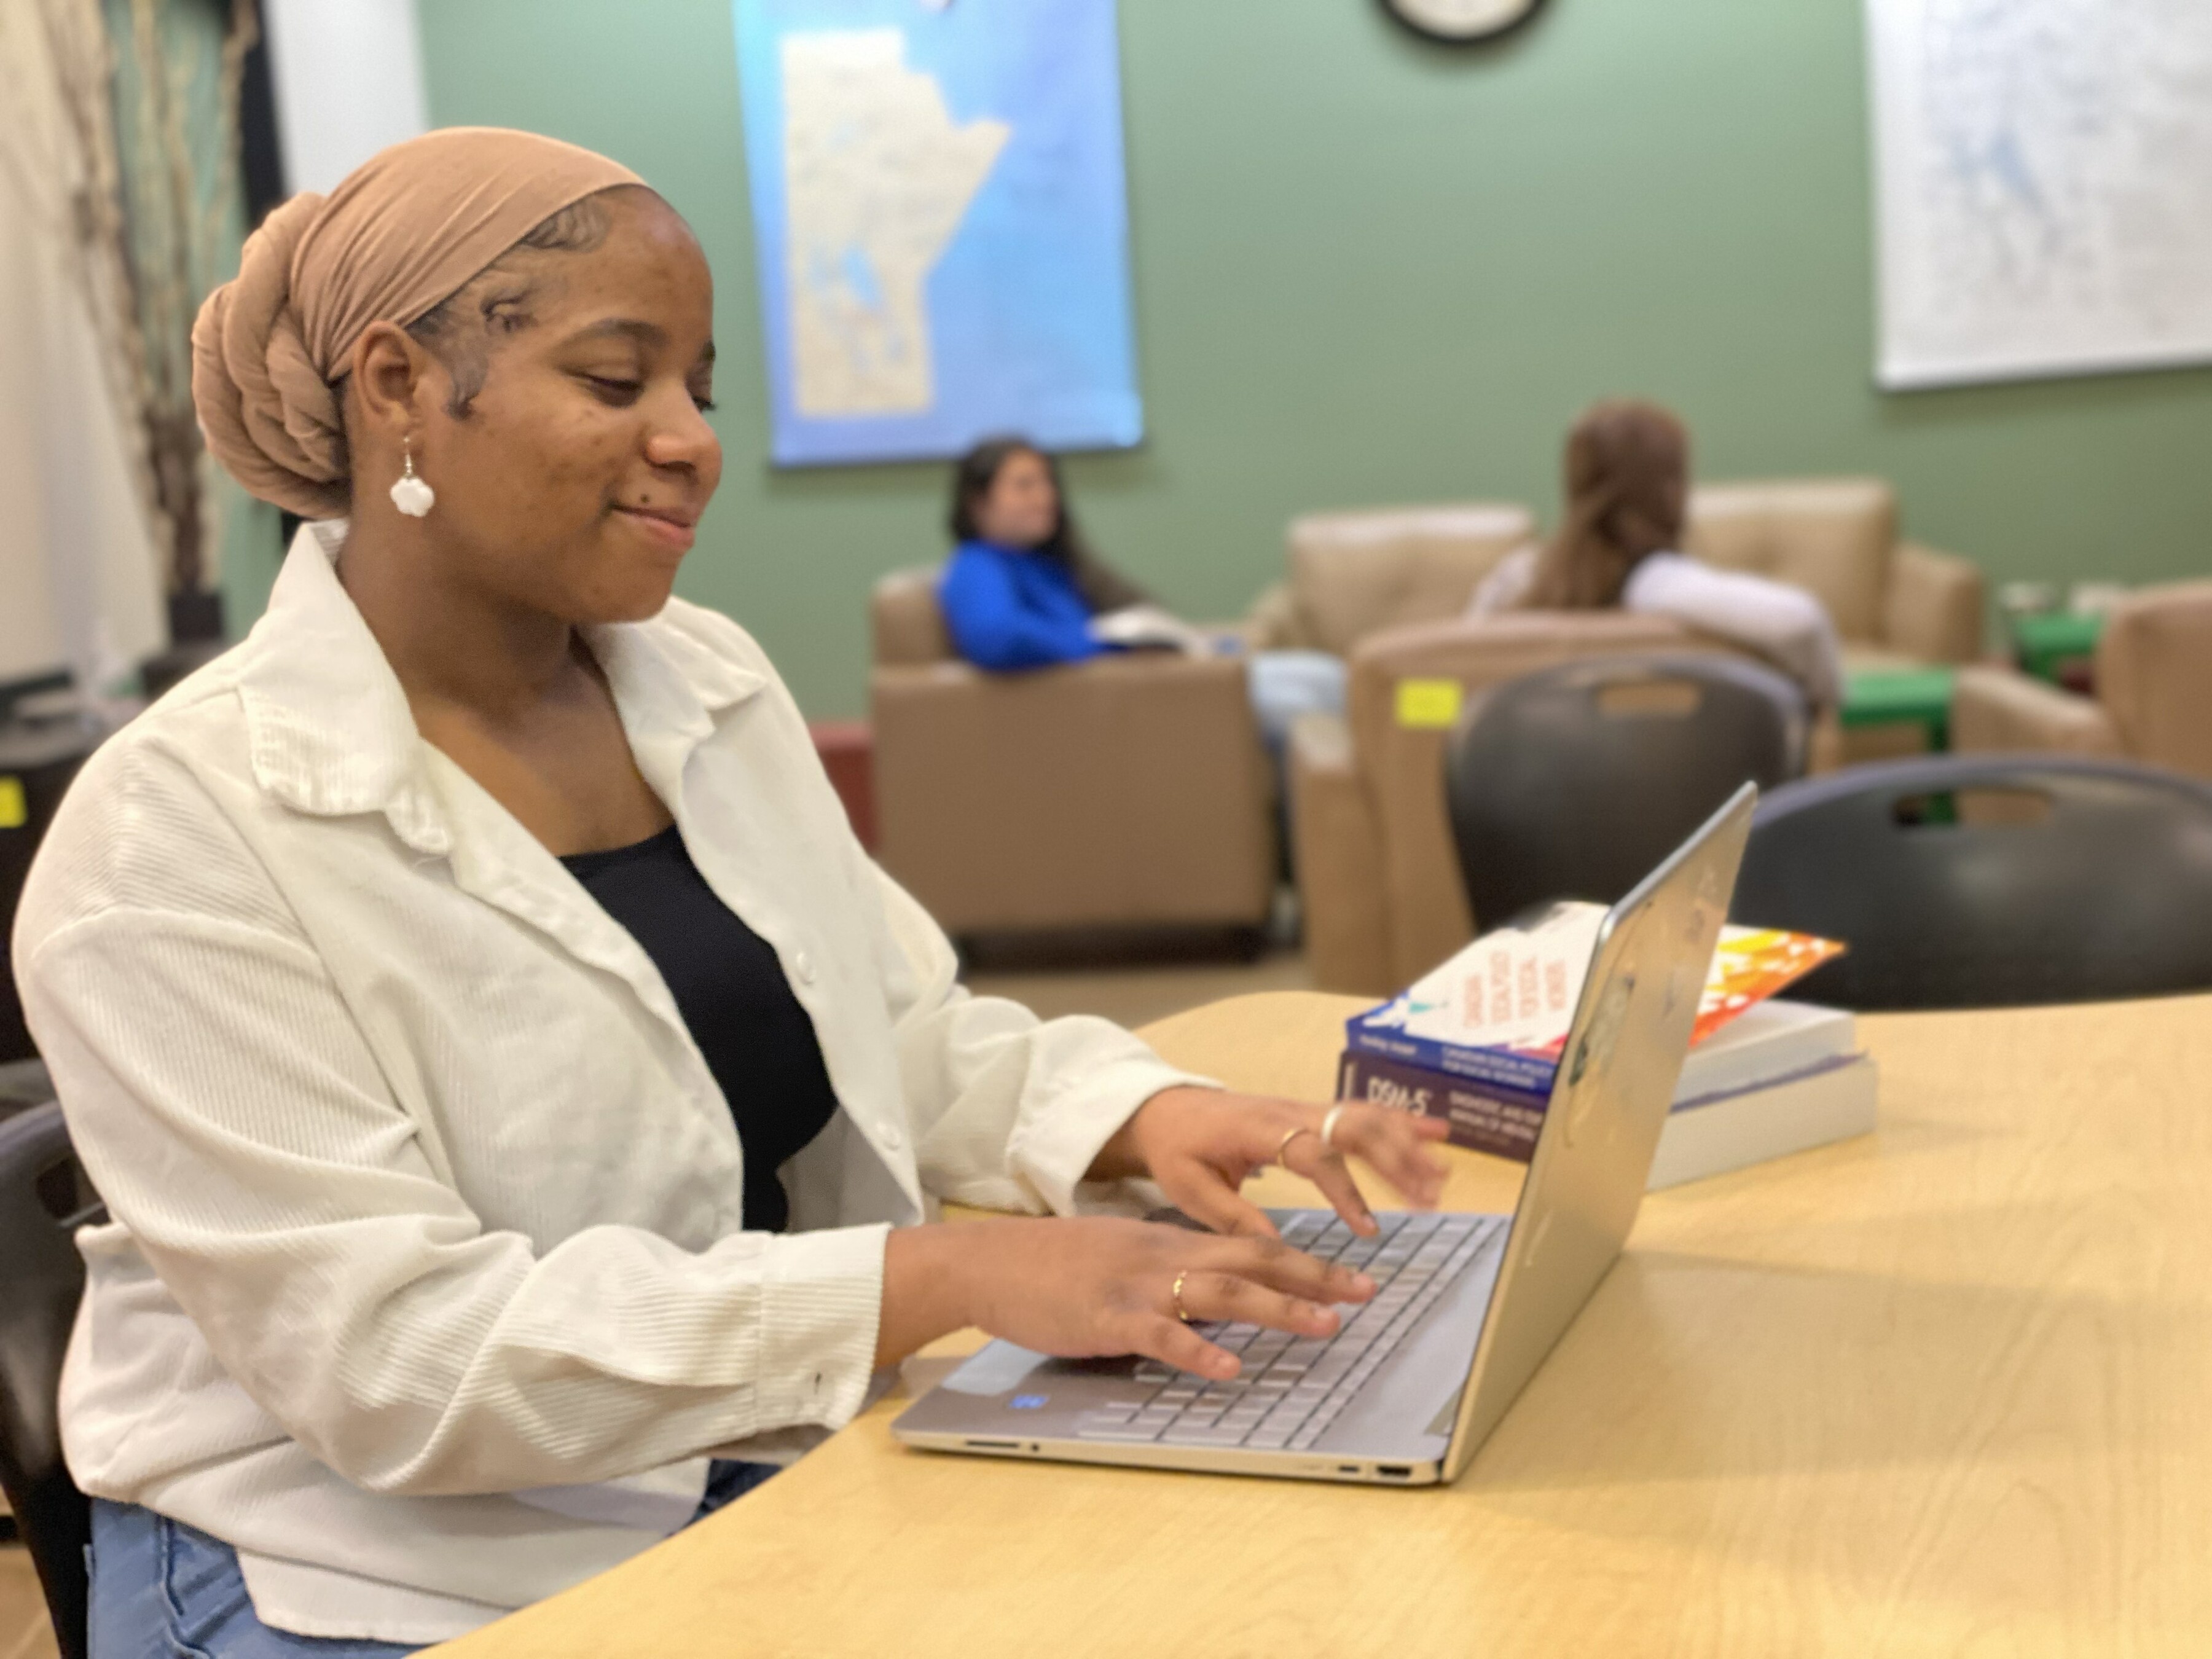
[[732, 0, 1143, 466]]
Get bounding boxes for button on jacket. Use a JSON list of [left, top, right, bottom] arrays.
[[15, 524, 1204, 1644]]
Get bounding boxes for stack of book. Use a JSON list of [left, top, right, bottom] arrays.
[[1338, 906, 1877, 1190]]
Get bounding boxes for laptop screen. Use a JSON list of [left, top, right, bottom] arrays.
[[1440, 784, 1755, 1481]]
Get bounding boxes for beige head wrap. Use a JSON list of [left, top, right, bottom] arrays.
[[192, 127, 644, 519]]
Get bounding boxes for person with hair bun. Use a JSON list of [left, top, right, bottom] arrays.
[[1471, 400, 1843, 709], [15, 128, 1446, 1655]]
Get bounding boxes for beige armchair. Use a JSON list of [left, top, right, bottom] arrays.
[[1952, 581, 2212, 780], [1682, 477, 1984, 669], [1291, 614, 1795, 995], [1250, 504, 1540, 654], [1254, 480, 1985, 672], [1281, 477, 1985, 994], [868, 570, 1276, 938]]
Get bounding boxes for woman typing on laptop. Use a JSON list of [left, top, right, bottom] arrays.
[[15, 130, 1445, 1657]]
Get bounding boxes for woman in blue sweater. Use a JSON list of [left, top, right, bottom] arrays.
[[936, 437, 1346, 743], [937, 439, 1152, 670]]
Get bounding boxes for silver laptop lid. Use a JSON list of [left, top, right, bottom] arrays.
[[1440, 783, 1756, 1481]]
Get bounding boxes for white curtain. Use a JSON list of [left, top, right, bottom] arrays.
[[0, 0, 166, 691]]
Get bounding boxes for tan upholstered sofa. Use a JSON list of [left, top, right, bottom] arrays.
[[1254, 480, 1983, 669], [1952, 581, 2212, 781], [1284, 478, 1986, 994], [868, 570, 1276, 938]]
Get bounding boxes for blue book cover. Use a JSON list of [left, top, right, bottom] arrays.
[[1343, 995, 1562, 1098]]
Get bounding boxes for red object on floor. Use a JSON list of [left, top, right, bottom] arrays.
[[809, 721, 876, 851]]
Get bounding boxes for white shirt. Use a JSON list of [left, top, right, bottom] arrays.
[[1469, 546, 1844, 710], [14, 524, 1202, 1644]]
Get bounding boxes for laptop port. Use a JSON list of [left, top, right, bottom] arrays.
[[1376, 1465, 1414, 1479], [965, 1439, 1019, 1450]]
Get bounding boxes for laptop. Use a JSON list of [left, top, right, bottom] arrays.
[[893, 783, 1757, 1487]]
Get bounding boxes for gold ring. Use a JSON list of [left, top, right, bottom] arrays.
[[1320, 1104, 1349, 1151], [1275, 1126, 1317, 1168], [1172, 1269, 1193, 1324]]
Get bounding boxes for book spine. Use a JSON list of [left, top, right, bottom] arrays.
[[1341, 1022, 1561, 1096], [1338, 1051, 1546, 1164]]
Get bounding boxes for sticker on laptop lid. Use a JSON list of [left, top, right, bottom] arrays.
[[1395, 679, 1465, 730]]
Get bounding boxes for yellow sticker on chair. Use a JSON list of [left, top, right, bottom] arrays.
[[0, 777, 25, 830], [1395, 680, 1465, 730]]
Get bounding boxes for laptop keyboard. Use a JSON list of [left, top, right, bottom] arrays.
[[1073, 1210, 1507, 1453]]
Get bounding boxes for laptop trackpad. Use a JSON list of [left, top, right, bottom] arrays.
[[938, 1343, 1050, 1396], [1320, 1231, 1504, 1457]]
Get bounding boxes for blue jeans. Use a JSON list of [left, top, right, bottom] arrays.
[[1244, 650, 1347, 759], [87, 1461, 777, 1658]]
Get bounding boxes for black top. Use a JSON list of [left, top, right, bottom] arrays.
[[562, 825, 839, 1233]]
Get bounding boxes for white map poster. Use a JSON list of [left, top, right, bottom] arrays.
[[732, 0, 1142, 465], [1866, 0, 2212, 389]]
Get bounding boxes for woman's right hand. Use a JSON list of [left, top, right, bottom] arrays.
[[879, 1218, 1376, 1382]]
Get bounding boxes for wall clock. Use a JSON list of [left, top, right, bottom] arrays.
[[1379, 0, 1547, 46]]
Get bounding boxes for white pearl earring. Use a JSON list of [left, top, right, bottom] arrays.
[[390, 437, 436, 517]]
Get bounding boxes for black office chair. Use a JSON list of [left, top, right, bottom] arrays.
[[1444, 654, 1810, 927], [0, 1103, 101, 1659], [2, 714, 101, 1064], [1732, 755, 2212, 1011], [0, 1060, 54, 1124]]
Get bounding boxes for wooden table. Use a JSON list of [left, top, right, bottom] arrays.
[[437, 990, 2212, 1658]]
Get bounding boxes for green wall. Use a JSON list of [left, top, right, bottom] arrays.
[[406, 0, 2212, 718]]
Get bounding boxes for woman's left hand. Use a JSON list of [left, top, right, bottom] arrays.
[[1089, 1087, 1453, 1240]]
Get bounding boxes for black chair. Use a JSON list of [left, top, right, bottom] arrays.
[[1444, 654, 1810, 927], [1732, 755, 2212, 1011], [0, 1103, 101, 1659], [2, 715, 101, 1064], [0, 1060, 54, 1124]]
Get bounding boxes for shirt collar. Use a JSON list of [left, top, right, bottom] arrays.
[[235, 522, 763, 849]]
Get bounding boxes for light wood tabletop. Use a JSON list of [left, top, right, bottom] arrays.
[[434, 989, 2212, 1658]]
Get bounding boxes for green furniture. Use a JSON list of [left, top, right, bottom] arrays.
[[2009, 612, 2106, 692], [1841, 666, 1956, 752]]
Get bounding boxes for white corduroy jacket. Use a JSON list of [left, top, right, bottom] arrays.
[[14, 524, 1200, 1644]]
